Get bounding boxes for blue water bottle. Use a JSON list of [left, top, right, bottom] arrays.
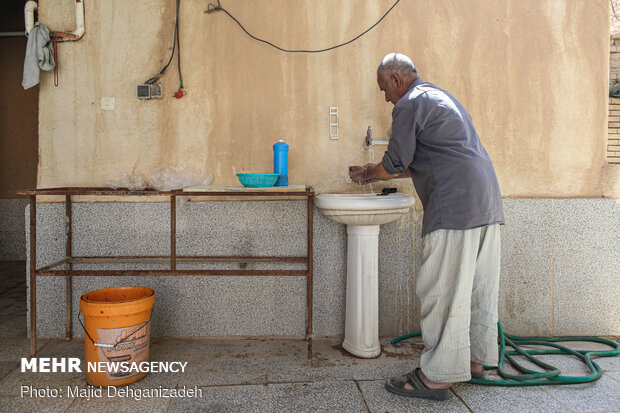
[[273, 139, 289, 186]]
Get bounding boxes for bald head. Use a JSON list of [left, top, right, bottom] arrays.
[[377, 53, 417, 79], [376, 53, 418, 105]]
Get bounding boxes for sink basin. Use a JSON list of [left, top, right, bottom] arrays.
[[314, 192, 415, 358], [314, 193, 415, 225]]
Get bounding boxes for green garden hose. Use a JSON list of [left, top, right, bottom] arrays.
[[390, 322, 620, 386]]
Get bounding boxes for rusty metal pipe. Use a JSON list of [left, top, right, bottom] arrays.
[[17, 188, 311, 197], [307, 190, 314, 365], [29, 195, 36, 357], [68, 256, 307, 263], [37, 269, 308, 277], [65, 195, 72, 341], [171, 195, 176, 271], [25, 0, 85, 41], [24, 1, 37, 34]]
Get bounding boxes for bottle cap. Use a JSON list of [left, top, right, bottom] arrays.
[[274, 140, 288, 150]]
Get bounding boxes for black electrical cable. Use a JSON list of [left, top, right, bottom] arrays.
[[176, 0, 183, 88], [159, 4, 178, 77], [205, 0, 402, 53], [145, 0, 182, 86]]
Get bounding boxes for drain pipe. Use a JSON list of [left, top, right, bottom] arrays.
[[25, 0, 85, 41], [24, 1, 38, 35]]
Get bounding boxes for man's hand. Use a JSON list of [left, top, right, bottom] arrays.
[[349, 163, 379, 185]]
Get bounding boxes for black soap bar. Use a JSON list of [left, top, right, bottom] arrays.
[[378, 187, 398, 196]]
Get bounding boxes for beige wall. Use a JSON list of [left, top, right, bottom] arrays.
[[37, 0, 619, 198]]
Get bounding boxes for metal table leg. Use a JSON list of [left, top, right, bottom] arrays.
[[171, 195, 176, 271], [29, 195, 37, 357], [307, 194, 314, 365], [65, 195, 72, 341]]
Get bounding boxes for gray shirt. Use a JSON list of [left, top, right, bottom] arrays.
[[382, 78, 505, 236]]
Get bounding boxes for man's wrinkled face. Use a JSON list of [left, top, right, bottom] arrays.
[[377, 72, 400, 105]]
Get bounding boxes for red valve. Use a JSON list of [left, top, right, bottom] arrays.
[[174, 88, 186, 98]]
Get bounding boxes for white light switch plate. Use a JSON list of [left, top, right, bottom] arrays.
[[329, 106, 338, 139], [101, 97, 115, 110]]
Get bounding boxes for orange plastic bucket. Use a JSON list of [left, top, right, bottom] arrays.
[[79, 286, 155, 387]]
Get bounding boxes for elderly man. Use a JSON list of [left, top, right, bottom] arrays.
[[349, 53, 504, 401]]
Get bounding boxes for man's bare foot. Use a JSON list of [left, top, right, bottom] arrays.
[[403, 369, 451, 390], [471, 361, 484, 374]]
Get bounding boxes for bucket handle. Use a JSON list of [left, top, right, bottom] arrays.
[[78, 312, 151, 349]]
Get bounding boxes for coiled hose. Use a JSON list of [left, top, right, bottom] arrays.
[[390, 322, 620, 386]]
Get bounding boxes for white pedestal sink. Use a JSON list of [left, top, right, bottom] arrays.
[[314, 193, 415, 358]]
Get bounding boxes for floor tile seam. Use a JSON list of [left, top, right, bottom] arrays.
[[352, 379, 371, 413], [164, 392, 173, 413], [33, 337, 53, 353], [264, 377, 356, 385], [538, 385, 580, 413], [448, 387, 475, 413], [160, 394, 173, 413], [167, 375, 181, 389], [191, 382, 270, 389], [350, 378, 394, 382], [262, 382, 271, 413], [0, 363, 19, 381], [262, 378, 370, 412], [599, 364, 620, 374], [62, 395, 80, 412], [606, 371, 620, 383], [345, 363, 358, 382]]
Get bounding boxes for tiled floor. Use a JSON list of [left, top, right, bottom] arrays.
[[1, 261, 619, 412]]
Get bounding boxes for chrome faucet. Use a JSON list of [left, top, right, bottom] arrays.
[[365, 126, 389, 146], [365, 126, 372, 146]]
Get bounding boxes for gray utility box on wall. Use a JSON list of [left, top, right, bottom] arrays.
[[136, 83, 163, 99]]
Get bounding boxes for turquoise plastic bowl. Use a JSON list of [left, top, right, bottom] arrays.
[[236, 173, 280, 188]]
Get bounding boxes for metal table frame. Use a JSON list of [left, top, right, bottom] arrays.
[[18, 187, 314, 363]]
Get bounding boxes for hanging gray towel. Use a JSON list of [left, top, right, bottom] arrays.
[[22, 23, 55, 90]]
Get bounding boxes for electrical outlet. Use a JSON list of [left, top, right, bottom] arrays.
[[150, 84, 163, 98], [137, 84, 163, 99], [137, 84, 150, 99]]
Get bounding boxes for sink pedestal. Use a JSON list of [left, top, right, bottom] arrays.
[[343, 224, 381, 358], [314, 192, 415, 358]]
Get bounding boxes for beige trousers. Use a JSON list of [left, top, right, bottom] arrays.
[[417, 224, 501, 383]]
